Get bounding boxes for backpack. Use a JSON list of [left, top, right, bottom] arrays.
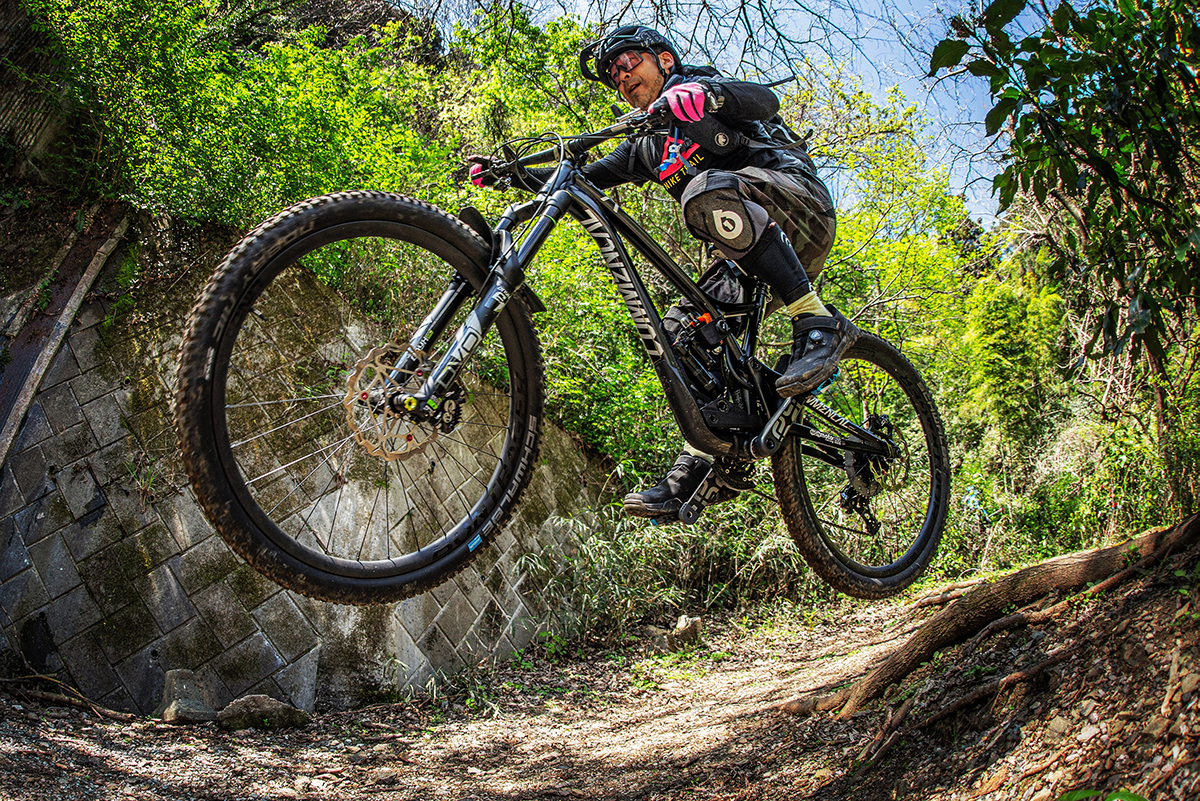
[[754, 112, 810, 152]]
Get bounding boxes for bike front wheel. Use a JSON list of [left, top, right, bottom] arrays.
[[772, 333, 950, 598], [175, 191, 544, 604]]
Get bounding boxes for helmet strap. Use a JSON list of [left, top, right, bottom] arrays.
[[651, 51, 671, 82]]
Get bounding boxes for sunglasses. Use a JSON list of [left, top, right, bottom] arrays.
[[607, 51, 644, 84]]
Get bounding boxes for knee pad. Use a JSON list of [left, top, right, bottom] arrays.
[[681, 172, 771, 259]]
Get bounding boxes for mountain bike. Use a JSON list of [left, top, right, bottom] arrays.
[[174, 110, 951, 605]]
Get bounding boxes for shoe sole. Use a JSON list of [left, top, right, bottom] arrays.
[[776, 328, 859, 398], [623, 498, 682, 518]]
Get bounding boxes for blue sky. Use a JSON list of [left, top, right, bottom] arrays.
[[546, 0, 1002, 220]]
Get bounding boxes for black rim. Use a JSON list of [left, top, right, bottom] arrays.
[[796, 339, 946, 579], [206, 219, 525, 581]]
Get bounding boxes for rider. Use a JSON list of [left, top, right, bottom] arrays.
[[470, 25, 857, 518]]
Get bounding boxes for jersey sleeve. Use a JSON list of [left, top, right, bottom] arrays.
[[702, 78, 780, 122]]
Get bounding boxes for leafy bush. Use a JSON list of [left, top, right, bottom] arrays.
[[25, 0, 456, 225], [518, 495, 826, 643]]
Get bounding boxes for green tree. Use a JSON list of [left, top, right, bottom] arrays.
[[928, 0, 1200, 345], [929, 0, 1200, 514], [960, 275, 1065, 448]]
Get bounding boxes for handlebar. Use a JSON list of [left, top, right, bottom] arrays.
[[477, 109, 667, 183]]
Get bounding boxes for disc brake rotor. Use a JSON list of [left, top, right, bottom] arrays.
[[343, 341, 437, 461]]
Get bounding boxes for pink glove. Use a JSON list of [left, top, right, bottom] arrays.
[[653, 83, 708, 123], [466, 155, 493, 188]]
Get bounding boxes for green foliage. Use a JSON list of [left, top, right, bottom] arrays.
[[929, 0, 1200, 359], [927, 0, 1200, 544], [629, 645, 730, 690], [1057, 791, 1148, 801], [517, 498, 821, 643], [24, 0, 457, 225], [959, 274, 1066, 446]]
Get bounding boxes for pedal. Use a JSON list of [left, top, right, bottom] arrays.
[[812, 366, 841, 396], [676, 471, 725, 525]]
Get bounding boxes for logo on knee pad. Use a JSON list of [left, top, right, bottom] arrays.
[[713, 210, 744, 240]]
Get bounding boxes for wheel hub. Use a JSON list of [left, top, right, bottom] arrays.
[[839, 414, 902, 534], [343, 342, 441, 461]]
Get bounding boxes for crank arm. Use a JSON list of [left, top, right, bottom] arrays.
[[647, 469, 725, 526], [677, 469, 726, 525]]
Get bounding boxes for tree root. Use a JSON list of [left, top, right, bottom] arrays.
[[785, 514, 1200, 719], [777, 687, 850, 717], [964, 544, 1163, 655], [910, 645, 1079, 731], [911, 578, 986, 609], [853, 694, 916, 776]]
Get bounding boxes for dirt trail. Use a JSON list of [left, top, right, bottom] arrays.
[[2, 551, 1199, 801]]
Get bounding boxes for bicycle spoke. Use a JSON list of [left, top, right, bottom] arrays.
[[247, 434, 356, 486], [186, 208, 541, 602], [227, 394, 342, 408], [231, 400, 345, 448]]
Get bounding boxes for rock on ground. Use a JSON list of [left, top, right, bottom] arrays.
[[217, 695, 311, 731]]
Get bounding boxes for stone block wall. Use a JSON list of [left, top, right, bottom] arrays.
[[0, 219, 603, 713], [1, 0, 66, 167]]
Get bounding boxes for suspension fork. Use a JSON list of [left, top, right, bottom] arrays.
[[387, 273, 475, 382], [395, 189, 574, 415]]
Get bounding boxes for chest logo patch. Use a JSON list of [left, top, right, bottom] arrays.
[[713, 210, 744, 240], [658, 134, 701, 181]]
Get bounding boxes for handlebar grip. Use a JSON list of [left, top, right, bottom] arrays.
[[517, 148, 559, 167]]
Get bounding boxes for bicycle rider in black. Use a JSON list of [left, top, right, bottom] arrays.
[[469, 25, 859, 519]]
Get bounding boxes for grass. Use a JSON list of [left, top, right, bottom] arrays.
[[629, 645, 733, 690]]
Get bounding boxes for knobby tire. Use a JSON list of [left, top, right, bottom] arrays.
[[772, 333, 950, 598], [175, 191, 545, 604]]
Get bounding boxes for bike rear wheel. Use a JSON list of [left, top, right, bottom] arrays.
[[772, 333, 950, 598], [175, 191, 544, 604]]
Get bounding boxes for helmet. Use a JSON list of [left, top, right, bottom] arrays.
[[579, 25, 683, 89]]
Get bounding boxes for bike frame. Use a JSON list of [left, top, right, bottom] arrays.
[[400, 153, 895, 467]]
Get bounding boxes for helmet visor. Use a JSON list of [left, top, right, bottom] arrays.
[[607, 50, 644, 85]]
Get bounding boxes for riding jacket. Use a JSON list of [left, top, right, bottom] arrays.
[[582, 66, 821, 201]]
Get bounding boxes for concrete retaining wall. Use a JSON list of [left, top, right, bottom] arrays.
[[0, 216, 602, 713]]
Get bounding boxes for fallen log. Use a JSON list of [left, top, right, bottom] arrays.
[[832, 514, 1200, 717], [1, 678, 137, 722]]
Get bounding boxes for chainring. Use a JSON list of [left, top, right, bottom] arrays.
[[713, 457, 758, 491], [343, 341, 438, 461]]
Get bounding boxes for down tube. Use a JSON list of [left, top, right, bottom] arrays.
[[566, 190, 735, 457]]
